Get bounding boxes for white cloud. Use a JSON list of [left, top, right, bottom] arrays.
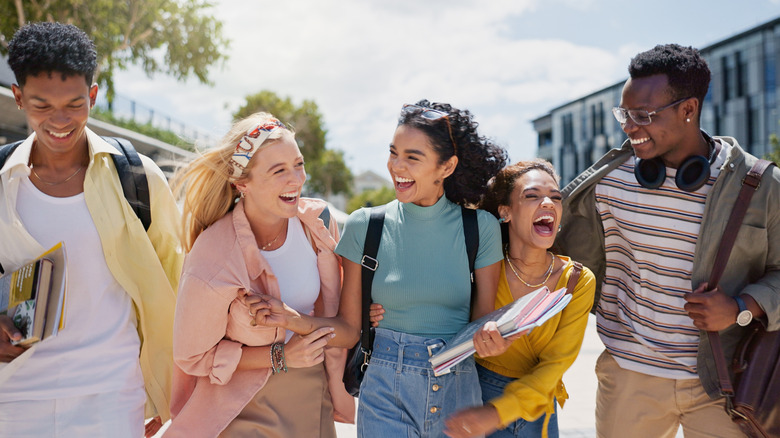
[[113, 0, 628, 174]]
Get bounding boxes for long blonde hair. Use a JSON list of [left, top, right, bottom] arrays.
[[172, 112, 294, 251]]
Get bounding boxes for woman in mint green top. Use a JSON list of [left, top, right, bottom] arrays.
[[335, 100, 507, 437]]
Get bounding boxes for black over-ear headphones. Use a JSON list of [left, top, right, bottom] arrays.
[[634, 131, 719, 192]]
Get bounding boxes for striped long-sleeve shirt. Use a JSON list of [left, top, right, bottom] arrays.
[[593, 144, 729, 379]]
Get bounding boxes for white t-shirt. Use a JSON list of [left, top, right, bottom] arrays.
[[0, 177, 144, 401], [261, 217, 320, 342]]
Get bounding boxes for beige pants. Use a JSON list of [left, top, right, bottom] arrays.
[[220, 363, 337, 438], [595, 350, 745, 438]]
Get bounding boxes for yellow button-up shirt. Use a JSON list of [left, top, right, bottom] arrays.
[[0, 128, 183, 421]]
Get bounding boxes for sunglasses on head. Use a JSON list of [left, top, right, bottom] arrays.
[[402, 104, 458, 155]]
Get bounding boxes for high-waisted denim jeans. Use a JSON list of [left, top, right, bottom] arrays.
[[357, 328, 482, 438], [477, 364, 558, 438]]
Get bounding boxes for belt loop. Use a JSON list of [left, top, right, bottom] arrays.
[[396, 342, 404, 374]]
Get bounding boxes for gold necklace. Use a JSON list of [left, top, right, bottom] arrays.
[[505, 249, 555, 288], [30, 164, 84, 186], [259, 223, 286, 251]]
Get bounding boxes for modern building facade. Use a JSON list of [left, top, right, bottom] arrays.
[[534, 17, 780, 184]]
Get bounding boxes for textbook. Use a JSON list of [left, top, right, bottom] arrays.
[[0, 243, 67, 346], [429, 285, 572, 376]]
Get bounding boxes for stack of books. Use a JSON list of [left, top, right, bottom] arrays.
[[430, 285, 571, 376], [0, 243, 67, 346]]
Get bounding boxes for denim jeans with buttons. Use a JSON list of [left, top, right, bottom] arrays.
[[477, 364, 559, 438], [357, 328, 482, 438]]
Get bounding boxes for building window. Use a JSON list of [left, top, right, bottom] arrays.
[[736, 51, 747, 97]]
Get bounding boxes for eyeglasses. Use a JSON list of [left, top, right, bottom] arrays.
[[402, 104, 458, 155], [612, 97, 690, 126]]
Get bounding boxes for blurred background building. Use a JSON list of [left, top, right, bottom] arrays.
[[534, 16, 780, 184]]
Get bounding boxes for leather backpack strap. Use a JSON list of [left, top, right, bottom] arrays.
[[707, 159, 775, 398], [360, 205, 386, 357], [565, 261, 583, 295]]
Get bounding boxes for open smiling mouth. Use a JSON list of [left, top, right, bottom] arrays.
[[533, 214, 555, 234], [279, 192, 298, 203], [395, 176, 414, 189]]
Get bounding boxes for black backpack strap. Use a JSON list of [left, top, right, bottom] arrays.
[[461, 206, 479, 307], [0, 141, 23, 171], [102, 137, 152, 231], [358, 205, 386, 366]]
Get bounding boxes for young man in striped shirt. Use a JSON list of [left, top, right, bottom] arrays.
[[557, 44, 780, 437]]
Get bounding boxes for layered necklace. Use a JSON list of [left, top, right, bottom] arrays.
[[505, 247, 555, 288]]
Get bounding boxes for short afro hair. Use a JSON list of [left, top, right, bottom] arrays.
[[8, 22, 97, 87], [628, 44, 710, 109]]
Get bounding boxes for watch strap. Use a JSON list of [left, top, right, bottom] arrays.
[[734, 295, 748, 312]]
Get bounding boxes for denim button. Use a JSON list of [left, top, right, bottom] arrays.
[[430, 406, 438, 413], [432, 384, 440, 391]]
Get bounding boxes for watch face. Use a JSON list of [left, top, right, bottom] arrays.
[[737, 310, 753, 327]]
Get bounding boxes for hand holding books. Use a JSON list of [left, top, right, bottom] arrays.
[[429, 285, 571, 376], [0, 243, 67, 359], [472, 319, 531, 359]]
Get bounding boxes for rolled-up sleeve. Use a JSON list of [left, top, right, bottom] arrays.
[[173, 274, 243, 385]]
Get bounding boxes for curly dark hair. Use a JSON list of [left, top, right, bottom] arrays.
[[628, 44, 710, 110], [480, 159, 558, 244], [398, 99, 507, 206], [8, 22, 97, 87]]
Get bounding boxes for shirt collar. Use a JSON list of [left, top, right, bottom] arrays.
[[0, 127, 120, 177], [232, 199, 268, 280]]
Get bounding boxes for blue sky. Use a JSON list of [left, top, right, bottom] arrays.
[[114, 0, 780, 178]]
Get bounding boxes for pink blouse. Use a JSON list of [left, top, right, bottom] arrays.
[[164, 198, 352, 437]]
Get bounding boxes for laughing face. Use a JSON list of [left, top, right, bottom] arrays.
[[236, 133, 306, 221], [12, 73, 97, 157], [498, 169, 562, 251], [619, 74, 695, 168], [387, 124, 457, 207]]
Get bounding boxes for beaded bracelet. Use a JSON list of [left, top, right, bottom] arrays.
[[270, 342, 287, 374]]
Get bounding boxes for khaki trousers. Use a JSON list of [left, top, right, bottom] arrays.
[[595, 350, 745, 438]]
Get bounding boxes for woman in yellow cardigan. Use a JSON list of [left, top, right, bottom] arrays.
[[444, 159, 596, 438]]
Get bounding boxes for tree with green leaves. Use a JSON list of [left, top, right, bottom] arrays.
[[347, 186, 396, 213], [234, 90, 353, 197], [768, 133, 780, 165], [0, 0, 228, 102]]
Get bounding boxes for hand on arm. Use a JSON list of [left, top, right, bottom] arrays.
[[144, 417, 162, 438], [369, 302, 384, 327], [444, 404, 501, 438], [0, 315, 26, 362]]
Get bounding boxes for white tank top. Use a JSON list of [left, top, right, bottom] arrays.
[[261, 217, 320, 342], [0, 177, 144, 401]]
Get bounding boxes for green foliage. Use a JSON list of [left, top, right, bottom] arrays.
[[234, 90, 353, 197], [347, 186, 396, 213], [307, 149, 353, 198], [91, 107, 195, 151], [234, 90, 327, 164], [767, 134, 780, 165], [0, 0, 229, 102]]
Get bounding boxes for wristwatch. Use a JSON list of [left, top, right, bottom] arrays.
[[734, 295, 753, 327]]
